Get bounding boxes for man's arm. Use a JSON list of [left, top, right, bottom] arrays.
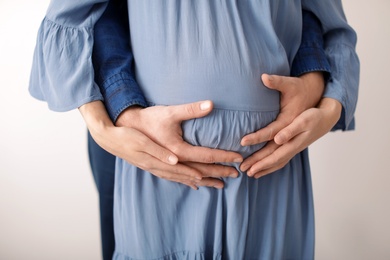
[[90, 0, 242, 189], [92, 0, 147, 123], [303, 0, 360, 131], [241, 5, 359, 177], [241, 10, 332, 147]]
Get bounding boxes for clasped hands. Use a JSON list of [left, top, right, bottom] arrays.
[[80, 72, 342, 190]]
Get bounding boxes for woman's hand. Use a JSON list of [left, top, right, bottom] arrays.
[[240, 98, 342, 177], [241, 72, 325, 146], [240, 72, 341, 177]]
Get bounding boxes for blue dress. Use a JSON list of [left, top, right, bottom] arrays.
[[112, 2, 311, 259], [29, 0, 359, 259]]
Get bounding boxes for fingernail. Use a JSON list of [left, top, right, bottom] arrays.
[[214, 183, 224, 189], [168, 155, 178, 165], [229, 172, 238, 178], [234, 157, 243, 163], [267, 75, 274, 81], [247, 170, 254, 177], [200, 101, 211, 110]]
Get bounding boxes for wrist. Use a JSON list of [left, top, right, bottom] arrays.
[[300, 71, 324, 88], [79, 101, 114, 133], [318, 97, 342, 123], [115, 105, 143, 127], [299, 71, 325, 107]]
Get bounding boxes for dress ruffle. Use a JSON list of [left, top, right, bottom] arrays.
[[29, 17, 103, 111]]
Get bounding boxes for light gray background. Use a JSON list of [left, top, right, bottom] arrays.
[[0, 0, 389, 259]]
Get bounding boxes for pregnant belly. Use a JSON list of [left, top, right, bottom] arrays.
[[182, 108, 278, 157], [136, 66, 281, 155], [136, 64, 281, 112]]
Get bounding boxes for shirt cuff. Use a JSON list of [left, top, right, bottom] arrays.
[[290, 43, 331, 77], [101, 72, 148, 123]]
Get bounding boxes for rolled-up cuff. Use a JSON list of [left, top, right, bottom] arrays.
[[101, 72, 148, 123]]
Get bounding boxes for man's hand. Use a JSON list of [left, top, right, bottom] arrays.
[[80, 100, 242, 190], [116, 100, 242, 163], [240, 98, 342, 177]]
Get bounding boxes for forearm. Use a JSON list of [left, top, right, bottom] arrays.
[[79, 101, 117, 155]]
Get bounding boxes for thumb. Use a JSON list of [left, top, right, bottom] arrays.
[[261, 74, 290, 93], [170, 100, 214, 121]]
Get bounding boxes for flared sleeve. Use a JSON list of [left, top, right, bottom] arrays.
[[302, 0, 360, 131], [29, 0, 109, 111]]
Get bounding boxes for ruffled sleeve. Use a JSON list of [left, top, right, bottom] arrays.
[[302, 0, 360, 131], [29, 1, 109, 111]]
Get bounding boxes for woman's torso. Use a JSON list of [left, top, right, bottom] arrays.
[[127, 0, 302, 112]]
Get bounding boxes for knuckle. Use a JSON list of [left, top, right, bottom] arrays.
[[185, 103, 197, 116], [298, 116, 311, 127], [269, 154, 281, 166], [202, 153, 216, 164]]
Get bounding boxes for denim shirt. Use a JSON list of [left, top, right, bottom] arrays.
[[92, 0, 331, 123]]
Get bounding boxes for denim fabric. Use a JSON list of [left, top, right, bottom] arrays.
[[291, 11, 331, 77], [87, 132, 116, 260], [92, 0, 147, 123]]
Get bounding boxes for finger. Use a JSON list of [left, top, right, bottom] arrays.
[[176, 180, 199, 190], [140, 135, 179, 165], [195, 177, 225, 189], [115, 127, 179, 166], [240, 141, 279, 173], [248, 147, 291, 178], [168, 100, 214, 122], [261, 74, 292, 93], [241, 117, 289, 146], [131, 150, 203, 181], [174, 142, 243, 164], [253, 166, 282, 179], [249, 136, 306, 178], [274, 112, 308, 145], [185, 162, 239, 178]]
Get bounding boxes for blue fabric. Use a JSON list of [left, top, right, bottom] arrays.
[[91, 5, 329, 257], [88, 132, 116, 260], [110, 2, 311, 257], [28, 0, 360, 259], [291, 10, 331, 77], [302, 1, 360, 131], [93, 2, 330, 122], [29, 2, 109, 111], [29, 0, 359, 130], [90, 2, 331, 258], [92, 0, 147, 122]]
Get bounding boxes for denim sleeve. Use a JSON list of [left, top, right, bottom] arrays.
[[93, 0, 147, 123], [302, 0, 360, 131], [291, 10, 331, 77]]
